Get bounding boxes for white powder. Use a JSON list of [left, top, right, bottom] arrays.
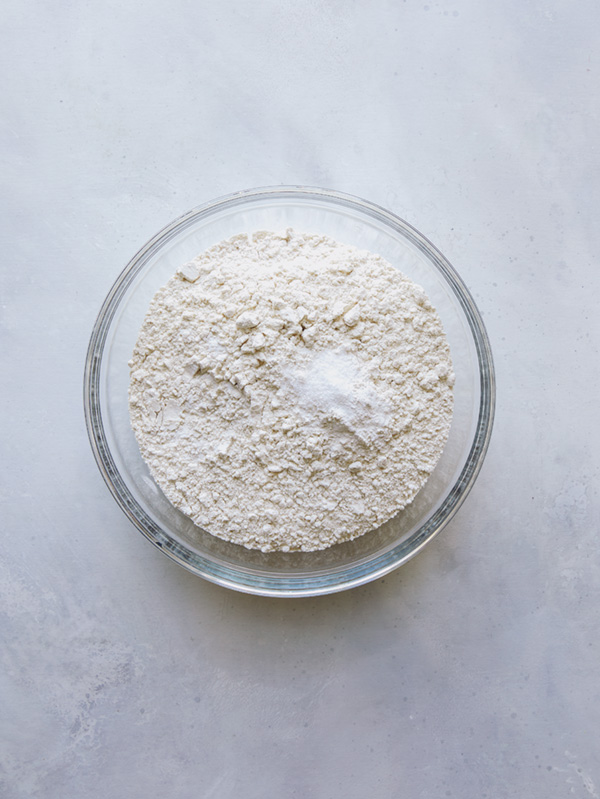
[[128, 229, 454, 552], [281, 350, 392, 447]]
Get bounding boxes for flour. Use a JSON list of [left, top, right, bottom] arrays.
[[128, 230, 454, 552]]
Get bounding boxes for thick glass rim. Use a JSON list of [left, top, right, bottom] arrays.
[[84, 186, 496, 597]]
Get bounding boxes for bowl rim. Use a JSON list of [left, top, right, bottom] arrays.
[[83, 185, 496, 597]]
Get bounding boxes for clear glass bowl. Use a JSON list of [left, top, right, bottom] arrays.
[[84, 187, 495, 597]]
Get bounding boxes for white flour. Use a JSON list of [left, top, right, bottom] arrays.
[[128, 230, 454, 552]]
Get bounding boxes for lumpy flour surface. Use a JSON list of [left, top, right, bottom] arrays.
[[128, 230, 454, 552]]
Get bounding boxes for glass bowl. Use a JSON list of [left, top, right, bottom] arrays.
[[84, 187, 495, 597]]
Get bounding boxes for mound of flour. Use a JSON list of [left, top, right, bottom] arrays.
[[128, 230, 454, 552]]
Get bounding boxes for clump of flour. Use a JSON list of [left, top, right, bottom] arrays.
[[128, 229, 454, 552]]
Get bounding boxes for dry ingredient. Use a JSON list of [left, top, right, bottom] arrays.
[[128, 230, 454, 552]]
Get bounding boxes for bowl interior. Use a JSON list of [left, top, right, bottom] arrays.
[[90, 189, 491, 595]]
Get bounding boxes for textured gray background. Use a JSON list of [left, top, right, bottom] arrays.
[[2, 1, 599, 797]]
